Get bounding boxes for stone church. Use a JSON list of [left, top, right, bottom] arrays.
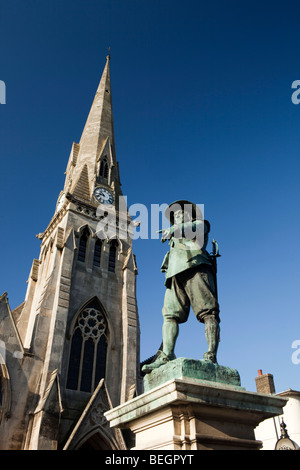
[[0, 56, 141, 450]]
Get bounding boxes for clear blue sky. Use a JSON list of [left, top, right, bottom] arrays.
[[0, 0, 299, 393]]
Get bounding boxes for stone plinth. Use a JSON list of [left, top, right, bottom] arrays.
[[105, 359, 287, 450], [143, 358, 242, 392]]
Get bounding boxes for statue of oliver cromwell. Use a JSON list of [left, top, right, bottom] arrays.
[[142, 200, 220, 374]]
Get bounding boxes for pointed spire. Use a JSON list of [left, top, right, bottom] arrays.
[[79, 55, 115, 157], [69, 56, 117, 194]]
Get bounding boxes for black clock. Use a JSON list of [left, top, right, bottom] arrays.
[[94, 187, 114, 204]]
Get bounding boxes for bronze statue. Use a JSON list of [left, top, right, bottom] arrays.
[[142, 200, 220, 373]]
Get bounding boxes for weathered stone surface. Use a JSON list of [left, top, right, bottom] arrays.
[[143, 357, 242, 392], [0, 56, 139, 450], [105, 378, 287, 450]]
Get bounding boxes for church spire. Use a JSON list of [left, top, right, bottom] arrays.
[[79, 55, 116, 162], [0, 54, 140, 450], [65, 56, 120, 197]]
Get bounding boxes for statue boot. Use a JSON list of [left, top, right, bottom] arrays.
[[141, 350, 176, 374], [203, 316, 220, 364]]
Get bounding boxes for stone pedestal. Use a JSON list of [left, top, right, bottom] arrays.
[[105, 359, 287, 450]]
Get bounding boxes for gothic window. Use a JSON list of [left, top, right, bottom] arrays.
[[66, 305, 108, 393], [41, 239, 54, 279], [93, 239, 102, 267], [0, 357, 11, 422], [99, 158, 109, 179], [108, 240, 118, 272], [78, 227, 89, 262]]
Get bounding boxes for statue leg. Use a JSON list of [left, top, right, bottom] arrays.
[[162, 318, 178, 360], [141, 277, 188, 374], [203, 315, 220, 363], [141, 319, 178, 374], [183, 266, 220, 363]]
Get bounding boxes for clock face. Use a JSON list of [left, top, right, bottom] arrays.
[[94, 187, 114, 204], [56, 193, 66, 212]]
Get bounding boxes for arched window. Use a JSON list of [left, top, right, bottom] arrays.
[[78, 228, 89, 263], [93, 239, 102, 267], [0, 372, 2, 408], [0, 353, 11, 422], [66, 303, 108, 393], [99, 158, 109, 179], [108, 240, 118, 272]]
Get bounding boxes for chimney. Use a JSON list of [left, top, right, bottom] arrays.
[[255, 370, 276, 394]]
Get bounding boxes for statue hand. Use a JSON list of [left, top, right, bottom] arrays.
[[161, 228, 171, 243]]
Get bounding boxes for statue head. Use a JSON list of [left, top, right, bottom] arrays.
[[165, 200, 210, 231]]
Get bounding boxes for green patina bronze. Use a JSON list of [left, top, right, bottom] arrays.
[[143, 358, 243, 392], [142, 201, 221, 375]]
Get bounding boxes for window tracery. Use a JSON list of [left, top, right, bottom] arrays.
[[99, 158, 109, 179], [93, 239, 102, 267], [108, 240, 118, 272], [66, 306, 108, 393], [78, 227, 90, 262]]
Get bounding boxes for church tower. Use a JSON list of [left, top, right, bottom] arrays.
[[0, 56, 140, 450]]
